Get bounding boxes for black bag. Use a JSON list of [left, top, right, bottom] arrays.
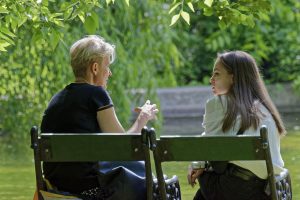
[[98, 161, 147, 200], [209, 161, 228, 174], [98, 161, 181, 200], [264, 169, 292, 199], [153, 175, 181, 200]]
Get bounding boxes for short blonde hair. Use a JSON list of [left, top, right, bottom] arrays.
[[70, 35, 115, 78]]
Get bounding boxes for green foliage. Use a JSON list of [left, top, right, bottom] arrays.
[[0, 0, 103, 51], [0, 0, 182, 156], [0, 0, 298, 158], [0, 0, 273, 51], [173, 0, 300, 85], [169, 0, 271, 28]]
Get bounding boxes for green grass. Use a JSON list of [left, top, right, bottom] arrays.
[[0, 131, 299, 200], [0, 163, 36, 200]]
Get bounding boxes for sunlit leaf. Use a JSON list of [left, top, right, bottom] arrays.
[[218, 19, 226, 30], [204, 0, 214, 7], [246, 17, 255, 27], [17, 16, 28, 28], [49, 29, 61, 50], [0, 6, 9, 14], [78, 13, 85, 23], [84, 15, 96, 34], [0, 40, 10, 51], [31, 29, 43, 43], [105, 0, 115, 4], [238, 6, 249, 12], [10, 16, 18, 32], [181, 11, 190, 25], [0, 27, 16, 38], [169, 2, 181, 14], [125, 0, 130, 6], [65, 2, 79, 9], [169, 13, 180, 26], [203, 7, 213, 16], [91, 12, 99, 30], [0, 33, 15, 45], [187, 2, 195, 12]]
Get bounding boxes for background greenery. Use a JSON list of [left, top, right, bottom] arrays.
[[173, 0, 300, 85]]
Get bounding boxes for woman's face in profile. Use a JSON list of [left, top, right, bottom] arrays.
[[95, 56, 112, 88], [210, 62, 233, 95]]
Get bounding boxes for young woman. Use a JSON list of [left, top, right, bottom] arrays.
[[188, 51, 286, 200], [41, 35, 158, 199]]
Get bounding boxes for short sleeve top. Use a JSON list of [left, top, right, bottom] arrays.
[[41, 83, 113, 193], [41, 83, 113, 133]]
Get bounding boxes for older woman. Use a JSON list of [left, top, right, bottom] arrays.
[[41, 35, 158, 199]]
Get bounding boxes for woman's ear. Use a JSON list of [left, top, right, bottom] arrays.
[[91, 62, 99, 75]]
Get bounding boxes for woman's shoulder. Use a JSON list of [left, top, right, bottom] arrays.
[[205, 95, 227, 112], [72, 83, 109, 95], [65, 83, 111, 100]]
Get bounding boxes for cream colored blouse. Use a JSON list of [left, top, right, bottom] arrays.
[[202, 95, 284, 179]]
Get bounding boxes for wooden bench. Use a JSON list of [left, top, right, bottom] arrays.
[[30, 126, 154, 200], [151, 126, 292, 200]]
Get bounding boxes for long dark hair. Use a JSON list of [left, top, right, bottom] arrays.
[[217, 51, 285, 135]]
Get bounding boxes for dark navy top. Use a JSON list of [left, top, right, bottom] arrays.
[[41, 83, 113, 193]]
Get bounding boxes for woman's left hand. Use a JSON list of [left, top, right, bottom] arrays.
[[187, 165, 204, 187]]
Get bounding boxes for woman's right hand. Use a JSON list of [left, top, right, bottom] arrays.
[[135, 100, 159, 124], [187, 165, 204, 187]]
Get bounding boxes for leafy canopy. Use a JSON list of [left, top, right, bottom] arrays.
[[0, 0, 272, 51]]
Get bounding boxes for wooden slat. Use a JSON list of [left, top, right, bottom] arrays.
[[156, 135, 265, 162], [40, 133, 145, 162]]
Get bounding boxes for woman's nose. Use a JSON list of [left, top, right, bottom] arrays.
[[210, 76, 214, 84]]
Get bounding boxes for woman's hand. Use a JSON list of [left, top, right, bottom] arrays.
[[135, 100, 159, 122], [128, 100, 159, 133], [187, 165, 204, 187]]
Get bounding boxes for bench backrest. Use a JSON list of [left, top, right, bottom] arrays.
[[156, 135, 266, 162], [152, 126, 283, 200], [30, 126, 153, 200], [39, 133, 145, 162]]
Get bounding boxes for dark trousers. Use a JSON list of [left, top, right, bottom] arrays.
[[193, 169, 270, 200]]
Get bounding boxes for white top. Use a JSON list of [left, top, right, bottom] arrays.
[[202, 95, 284, 179]]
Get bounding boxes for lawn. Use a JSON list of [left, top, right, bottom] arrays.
[[0, 131, 299, 200]]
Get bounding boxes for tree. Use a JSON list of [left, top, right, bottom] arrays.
[[0, 0, 272, 51], [172, 0, 300, 85], [0, 0, 275, 161], [0, 0, 180, 160]]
